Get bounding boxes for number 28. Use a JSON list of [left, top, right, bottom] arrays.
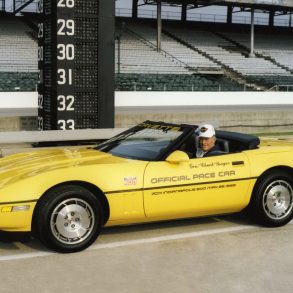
[[57, 0, 74, 8]]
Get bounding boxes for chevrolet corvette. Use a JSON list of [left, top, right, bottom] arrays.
[[0, 120, 293, 252]]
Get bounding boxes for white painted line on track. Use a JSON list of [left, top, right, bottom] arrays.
[[0, 224, 255, 262], [89, 225, 254, 251], [0, 251, 53, 262]]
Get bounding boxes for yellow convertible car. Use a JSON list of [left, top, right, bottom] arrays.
[[0, 120, 293, 252]]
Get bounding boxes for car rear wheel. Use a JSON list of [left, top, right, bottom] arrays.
[[34, 185, 103, 253], [251, 171, 293, 227]]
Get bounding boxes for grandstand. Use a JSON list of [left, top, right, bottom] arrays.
[[0, 0, 292, 133], [115, 18, 293, 91], [0, 1, 293, 92], [0, 16, 37, 91]]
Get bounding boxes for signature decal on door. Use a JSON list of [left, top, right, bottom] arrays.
[[189, 161, 231, 169]]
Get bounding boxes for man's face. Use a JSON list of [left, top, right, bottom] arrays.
[[199, 136, 216, 152]]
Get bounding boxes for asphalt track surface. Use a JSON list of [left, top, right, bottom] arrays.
[[1, 214, 293, 293]]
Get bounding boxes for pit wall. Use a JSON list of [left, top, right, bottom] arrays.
[[0, 91, 293, 133]]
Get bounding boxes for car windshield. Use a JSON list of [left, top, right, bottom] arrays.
[[96, 122, 185, 161]]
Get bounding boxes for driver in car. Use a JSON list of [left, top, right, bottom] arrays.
[[196, 124, 221, 157]]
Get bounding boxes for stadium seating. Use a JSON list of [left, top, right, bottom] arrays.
[[246, 75, 293, 91], [165, 25, 289, 76], [115, 27, 190, 74], [222, 31, 293, 72], [1, 16, 292, 92], [124, 22, 221, 73], [115, 21, 250, 91], [0, 17, 37, 72], [115, 20, 293, 91], [115, 73, 246, 91], [0, 72, 37, 91], [0, 17, 37, 91]]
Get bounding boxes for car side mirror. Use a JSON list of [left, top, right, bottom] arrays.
[[166, 150, 189, 164]]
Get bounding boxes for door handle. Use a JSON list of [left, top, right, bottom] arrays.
[[232, 161, 245, 166]]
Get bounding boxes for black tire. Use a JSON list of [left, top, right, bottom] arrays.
[[250, 171, 293, 227], [34, 185, 104, 253]]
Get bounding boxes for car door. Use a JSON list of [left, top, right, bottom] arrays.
[[143, 152, 253, 219]]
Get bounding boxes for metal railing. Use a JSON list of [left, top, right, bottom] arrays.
[[116, 8, 293, 27], [6, 0, 39, 13], [267, 84, 293, 91], [115, 83, 251, 92]]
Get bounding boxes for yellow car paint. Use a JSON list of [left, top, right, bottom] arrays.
[[0, 135, 293, 233]]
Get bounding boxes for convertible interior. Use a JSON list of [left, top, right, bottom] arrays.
[[180, 130, 260, 158]]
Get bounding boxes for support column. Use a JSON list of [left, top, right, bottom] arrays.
[[132, 0, 138, 19], [181, 3, 187, 22], [117, 36, 121, 74], [250, 9, 255, 57], [269, 10, 275, 27], [157, 0, 162, 52], [227, 5, 233, 24]]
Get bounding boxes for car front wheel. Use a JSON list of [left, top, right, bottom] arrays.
[[250, 171, 293, 227], [34, 185, 103, 253]]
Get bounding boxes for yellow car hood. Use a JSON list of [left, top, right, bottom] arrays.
[[0, 147, 125, 185]]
